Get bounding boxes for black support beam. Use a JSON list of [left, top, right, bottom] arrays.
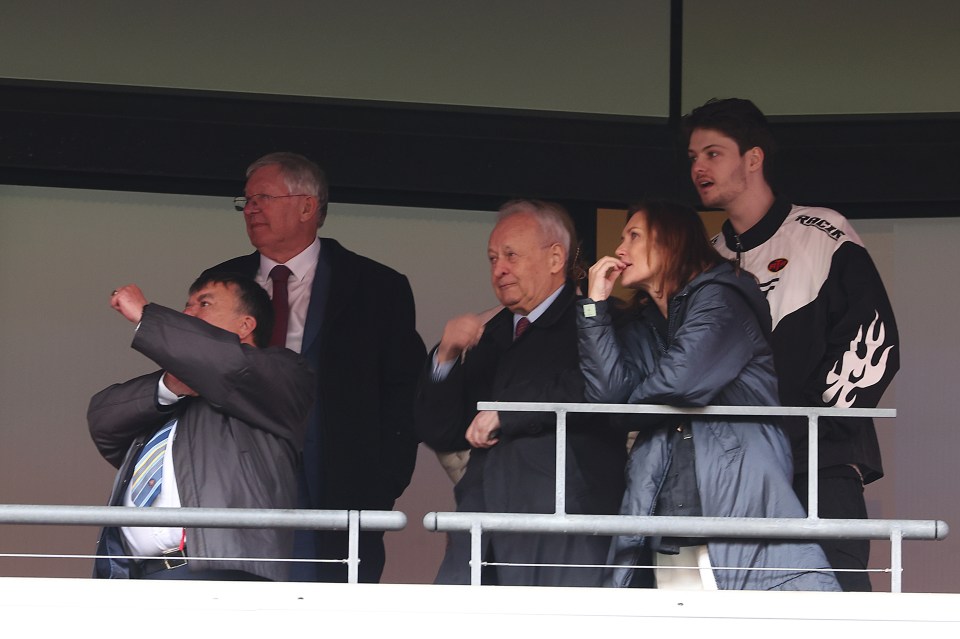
[[1, 79, 958, 227]]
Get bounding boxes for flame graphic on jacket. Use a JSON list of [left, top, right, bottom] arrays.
[[823, 312, 894, 408]]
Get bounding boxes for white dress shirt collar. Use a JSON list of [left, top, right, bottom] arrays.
[[258, 236, 321, 281], [514, 283, 565, 331]]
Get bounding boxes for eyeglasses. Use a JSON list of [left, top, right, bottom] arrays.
[[233, 193, 311, 212]]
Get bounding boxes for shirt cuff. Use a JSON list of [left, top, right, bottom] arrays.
[[156, 375, 183, 406], [431, 352, 456, 382]]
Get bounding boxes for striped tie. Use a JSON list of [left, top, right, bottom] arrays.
[[514, 317, 531, 341], [130, 419, 175, 507]]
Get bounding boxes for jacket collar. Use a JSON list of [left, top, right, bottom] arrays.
[[720, 197, 791, 252], [245, 237, 350, 356], [493, 281, 577, 334]]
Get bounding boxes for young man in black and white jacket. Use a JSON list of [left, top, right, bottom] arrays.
[[683, 98, 899, 591]]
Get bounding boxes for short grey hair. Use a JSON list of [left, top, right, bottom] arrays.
[[246, 152, 329, 221], [497, 199, 579, 275]]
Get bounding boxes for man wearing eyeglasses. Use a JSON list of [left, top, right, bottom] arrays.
[[203, 152, 426, 583]]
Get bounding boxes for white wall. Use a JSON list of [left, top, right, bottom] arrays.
[[856, 217, 960, 593], [4, 578, 960, 633]]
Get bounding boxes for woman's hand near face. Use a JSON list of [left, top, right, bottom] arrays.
[[587, 256, 626, 301]]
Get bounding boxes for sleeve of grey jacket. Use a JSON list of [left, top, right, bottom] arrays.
[[131, 303, 315, 447], [576, 299, 640, 404], [88, 370, 174, 469]]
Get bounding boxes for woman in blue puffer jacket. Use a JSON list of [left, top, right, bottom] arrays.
[[577, 200, 839, 591]]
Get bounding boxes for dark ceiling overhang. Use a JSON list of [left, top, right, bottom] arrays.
[[1, 78, 958, 225]]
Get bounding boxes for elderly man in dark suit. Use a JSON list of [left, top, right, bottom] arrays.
[[90, 274, 314, 581], [416, 199, 626, 586], [203, 152, 426, 583]]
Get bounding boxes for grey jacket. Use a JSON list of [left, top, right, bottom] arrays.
[[89, 304, 315, 581], [577, 262, 840, 591]]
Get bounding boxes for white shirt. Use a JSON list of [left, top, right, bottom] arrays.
[[120, 376, 184, 557], [255, 237, 321, 353]]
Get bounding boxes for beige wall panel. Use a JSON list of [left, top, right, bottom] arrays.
[[0, 1, 670, 116], [683, 0, 960, 115]]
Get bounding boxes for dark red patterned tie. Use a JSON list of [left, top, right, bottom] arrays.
[[269, 265, 292, 347], [514, 317, 531, 341]]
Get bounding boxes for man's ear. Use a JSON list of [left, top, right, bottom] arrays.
[[299, 195, 320, 223], [237, 315, 257, 345], [548, 243, 565, 275], [746, 146, 765, 174]]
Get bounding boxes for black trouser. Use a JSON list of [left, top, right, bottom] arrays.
[[793, 466, 872, 592], [140, 567, 265, 581]]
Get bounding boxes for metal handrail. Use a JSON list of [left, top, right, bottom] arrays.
[[424, 513, 946, 540], [0, 505, 406, 583], [422, 401, 948, 592]]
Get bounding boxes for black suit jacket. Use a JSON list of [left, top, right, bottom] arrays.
[[204, 238, 426, 514], [415, 282, 626, 586]]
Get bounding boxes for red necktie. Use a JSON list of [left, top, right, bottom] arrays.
[[269, 265, 292, 347], [514, 317, 531, 341]]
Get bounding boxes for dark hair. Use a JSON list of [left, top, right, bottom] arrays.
[[189, 273, 274, 348], [681, 98, 777, 183], [625, 199, 728, 308], [497, 199, 585, 282]]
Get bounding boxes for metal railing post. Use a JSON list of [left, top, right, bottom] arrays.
[[347, 510, 360, 584], [891, 527, 904, 593], [555, 408, 567, 515], [807, 414, 819, 519], [470, 521, 483, 586]]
